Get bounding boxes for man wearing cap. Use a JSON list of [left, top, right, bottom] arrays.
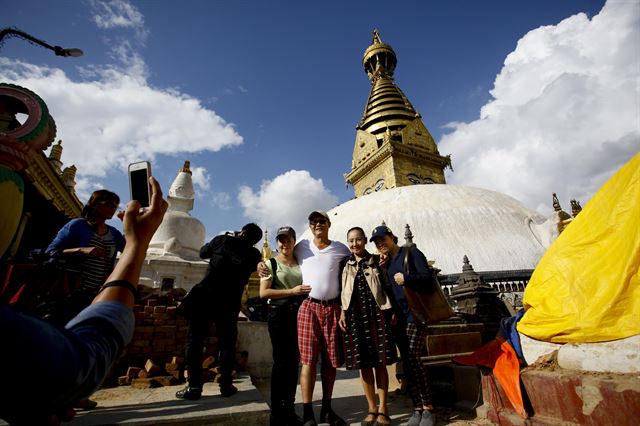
[[295, 211, 350, 426]]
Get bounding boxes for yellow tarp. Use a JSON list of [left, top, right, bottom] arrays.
[[518, 153, 640, 343]]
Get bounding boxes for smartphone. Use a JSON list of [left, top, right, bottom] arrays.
[[128, 161, 152, 207]]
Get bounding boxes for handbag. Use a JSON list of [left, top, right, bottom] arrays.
[[402, 245, 454, 324]]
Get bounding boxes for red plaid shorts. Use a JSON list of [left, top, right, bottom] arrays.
[[297, 298, 343, 367]]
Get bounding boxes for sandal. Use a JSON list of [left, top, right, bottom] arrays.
[[361, 412, 378, 426], [374, 413, 392, 426]]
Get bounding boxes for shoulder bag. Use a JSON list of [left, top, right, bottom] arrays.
[[402, 245, 454, 324]]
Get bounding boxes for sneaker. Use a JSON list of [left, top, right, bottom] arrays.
[[220, 384, 238, 397], [419, 410, 434, 426], [406, 410, 422, 426], [175, 386, 202, 400]]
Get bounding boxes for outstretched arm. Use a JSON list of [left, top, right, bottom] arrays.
[[92, 176, 168, 308]]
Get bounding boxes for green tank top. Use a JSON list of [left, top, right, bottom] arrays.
[[261, 258, 303, 306]]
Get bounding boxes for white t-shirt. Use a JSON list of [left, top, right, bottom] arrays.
[[295, 239, 350, 300]]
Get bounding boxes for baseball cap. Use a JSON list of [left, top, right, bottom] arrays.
[[308, 211, 330, 223], [370, 225, 394, 242], [276, 226, 296, 240]]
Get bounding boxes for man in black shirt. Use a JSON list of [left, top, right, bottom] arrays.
[[176, 223, 263, 400]]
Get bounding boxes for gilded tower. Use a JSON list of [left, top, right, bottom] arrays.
[[345, 30, 451, 197]]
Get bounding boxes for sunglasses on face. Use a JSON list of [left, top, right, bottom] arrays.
[[97, 200, 119, 209], [309, 219, 328, 226]]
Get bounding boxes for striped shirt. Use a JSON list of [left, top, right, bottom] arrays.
[[81, 229, 118, 293]]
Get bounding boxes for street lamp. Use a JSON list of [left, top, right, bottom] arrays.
[[0, 27, 83, 57]]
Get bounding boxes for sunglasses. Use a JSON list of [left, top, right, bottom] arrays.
[[309, 219, 328, 226], [97, 200, 119, 209]]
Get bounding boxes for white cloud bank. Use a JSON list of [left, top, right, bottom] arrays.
[[238, 170, 338, 236], [439, 0, 639, 214], [0, 58, 243, 180]]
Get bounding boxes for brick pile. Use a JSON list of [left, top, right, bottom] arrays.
[[114, 292, 249, 388]]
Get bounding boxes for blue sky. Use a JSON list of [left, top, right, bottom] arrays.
[[1, 0, 638, 244]]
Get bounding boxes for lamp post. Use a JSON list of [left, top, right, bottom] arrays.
[[0, 27, 83, 57]]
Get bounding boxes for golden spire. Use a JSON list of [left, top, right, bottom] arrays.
[[261, 230, 273, 260], [345, 30, 452, 197]]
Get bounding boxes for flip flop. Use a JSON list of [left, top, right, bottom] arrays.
[[361, 412, 378, 426], [374, 413, 392, 426]]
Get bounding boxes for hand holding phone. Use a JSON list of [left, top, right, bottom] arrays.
[[128, 161, 152, 207]]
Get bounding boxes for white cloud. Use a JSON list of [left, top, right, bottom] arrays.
[[237, 170, 338, 235], [211, 192, 232, 210], [190, 166, 211, 192], [439, 0, 640, 215], [0, 58, 244, 181], [90, 0, 148, 43]]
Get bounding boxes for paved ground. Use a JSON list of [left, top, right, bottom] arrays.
[[68, 368, 492, 425]]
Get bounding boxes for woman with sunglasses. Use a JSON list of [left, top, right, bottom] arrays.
[[46, 189, 126, 321], [339, 226, 397, 426], [45, 189, 126, 410]]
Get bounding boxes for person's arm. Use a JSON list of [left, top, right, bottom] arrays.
[[259, 261, 310, 300], [199, 235, 223, 259], [401, 247, 433, 289], [92, 177, 168, 308], [46, 220, 106, 257]]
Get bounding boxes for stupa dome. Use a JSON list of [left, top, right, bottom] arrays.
[[148, 161, 205, 260], [301, 184, 555, 274]]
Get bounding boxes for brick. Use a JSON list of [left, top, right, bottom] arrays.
[[131, 378, 160, 389], [126, 366, 142, 378], [171, 356, 185, 365], [153, 306, 166, 314], [155, 375, 178, 387], [118, 375, 132, 386], [202, 356, 215, 369], [144, 306, 154, 315], [145, 359, 161, 376], [146, 299, 158, 307], [138, 369, 148, 378]]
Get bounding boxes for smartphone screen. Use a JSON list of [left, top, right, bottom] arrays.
[[129, 162, 150, 207]]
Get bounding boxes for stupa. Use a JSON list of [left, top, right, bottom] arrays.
[[140, 161, 207, 290], [301, 30, 560, 274]]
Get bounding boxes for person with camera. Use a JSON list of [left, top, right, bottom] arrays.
[[176, 223, 263, 401], [0, 177, 168, 425], [260, 226, 310, 426]]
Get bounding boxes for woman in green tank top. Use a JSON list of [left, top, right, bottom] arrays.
[[260, 226, 311, 426]]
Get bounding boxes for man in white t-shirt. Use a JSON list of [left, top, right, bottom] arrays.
[[296, 211, 350, 426]]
